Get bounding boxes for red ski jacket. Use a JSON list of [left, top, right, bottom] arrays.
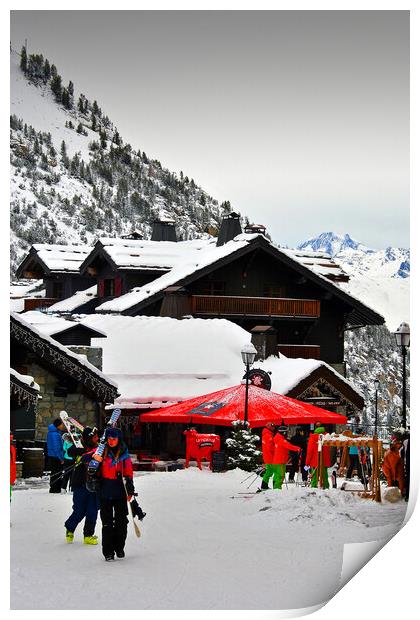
[[273, 434, 300, 464], [262, 427, 275, 464], [10, 436, 16, 485], [100, 452, 133, 480], [305, 433, 331, 468]]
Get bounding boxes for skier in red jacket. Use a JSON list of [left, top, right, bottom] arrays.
[[272, 427, 301, 489], [94, 427, 135, 561], [258, 422, 277, 491], [10, 433, 17, 502]]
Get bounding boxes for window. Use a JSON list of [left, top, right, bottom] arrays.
[[103, 278, 115, 296], [263, 284, 287, 298], [202, 281, 226, 295], [52, 281, 63, 299]]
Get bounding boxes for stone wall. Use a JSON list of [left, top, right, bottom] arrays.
[[68, 346, 103, 371], [27, 361, 98, 440]]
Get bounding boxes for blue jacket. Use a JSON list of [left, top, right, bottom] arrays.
[[349, 446, 359, 456], [47, 424, 64, 460]]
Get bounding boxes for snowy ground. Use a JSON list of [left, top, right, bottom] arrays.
[[10, 468, 407, 610]]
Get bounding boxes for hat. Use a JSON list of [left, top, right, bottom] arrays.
[[276, 425, 288, 434], [82, 426, 97, 442], [53, 418, 63, 427], [314, 426, 326, 434], [105, 427, 122, 439]]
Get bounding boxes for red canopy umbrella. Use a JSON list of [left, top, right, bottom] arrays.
[[140, 383, 347, 428]]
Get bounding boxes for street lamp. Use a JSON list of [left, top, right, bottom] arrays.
[[374, 379, 380, 437], [241, 343, 257, 424], [394, 322, 410, 430]]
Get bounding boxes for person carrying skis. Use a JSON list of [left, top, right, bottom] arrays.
[[258, 422, 277, 491], [46, 418, 65, 493], [272, 426, 301, 489], [64, 427, 100, 545], [306, 426, 331, 489], [93, 427, 135, 561], [61, 433, 75, 492]]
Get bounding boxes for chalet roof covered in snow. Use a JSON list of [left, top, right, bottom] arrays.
[[15, 243, 92, 277], [283, 249, 350, 282], [45, 285, 98, 313], [10, 368, 41, 406], [20, 310, 106, 339], [79, 236, 221, 273], [94, 234, 383, 327], [10, 312, 118, 402], [71, 314, 363, 409]]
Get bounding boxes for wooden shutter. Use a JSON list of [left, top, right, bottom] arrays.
[[114, 277, 122, 297], [98, 279, 105, 297]]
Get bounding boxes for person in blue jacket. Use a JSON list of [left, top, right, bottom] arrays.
[[46, 418, 65, 493]]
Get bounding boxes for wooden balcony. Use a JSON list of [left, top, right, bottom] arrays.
[[191, 295, 320, 318], [278, 344, 321, 359], [23, 298, 58, 312]]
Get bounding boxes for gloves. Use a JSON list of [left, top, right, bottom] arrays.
[[304, 465, 311, 471], [124, 476, 135, 497]]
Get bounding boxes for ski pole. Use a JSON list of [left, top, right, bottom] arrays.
[[122, 476, 141, 539]]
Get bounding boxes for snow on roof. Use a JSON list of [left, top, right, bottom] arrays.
[[10, 368, 40, 392], [96, 234, 259, 312], [32, 243, 92, 273], [75, 314, 361, 407], [11, 312, 117, 390], [94, 236, 217, 271], [47, 284, 97, 313], [19, 310, 107, 338], [284, 249, 349, 280]]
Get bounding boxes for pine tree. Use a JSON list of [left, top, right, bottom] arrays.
[[225, 421, 262, 472], [43, 58, 51, 83], [20, 46, 27, 73], [51, 73, 62, 102]]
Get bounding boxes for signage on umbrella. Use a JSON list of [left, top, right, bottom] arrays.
[[187, 401, 225, 417]]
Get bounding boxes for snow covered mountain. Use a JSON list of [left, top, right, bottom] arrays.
[[297, 232, 410, 331], [10, 47, 228, 273]]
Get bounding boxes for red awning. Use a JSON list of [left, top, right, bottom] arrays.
[[140, 383, 347, 428]]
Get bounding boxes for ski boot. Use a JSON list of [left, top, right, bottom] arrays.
[[105, 554, 115, 561], [83, 535, 98, 545], [115, 549, 125, 559], [66, 530, 74, 544]]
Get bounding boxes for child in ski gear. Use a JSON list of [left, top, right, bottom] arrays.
[[306, 426, 331, 489], [94, 427, 135, 561], [259, 422, 276, 490], [46, 418, 65, 493], [64, 427, 100, 545], [271, 427, 301, 489], [10, 433, 16, 501], [382, 441, 404, 494], [61, 433, 75, 492]]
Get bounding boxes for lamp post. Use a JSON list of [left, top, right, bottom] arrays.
[[241, 343, 257, 424], [394, 322, 410, 430], [374, 379, 380, 437]]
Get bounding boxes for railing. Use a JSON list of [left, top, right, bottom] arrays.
[[191, 295, 320, 318], [278, 344, 321, 359], [23, 298, 58, 312]]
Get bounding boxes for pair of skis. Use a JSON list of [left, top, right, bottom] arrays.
[[85, 408, 144, 539], [60, 410, 85, 448]]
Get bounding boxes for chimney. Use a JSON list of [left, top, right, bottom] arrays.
[[216, 212, 242, 246], [250, 325, 278, 360], [151, 219, 177, 242]]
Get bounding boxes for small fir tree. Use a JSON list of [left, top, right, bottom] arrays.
[[225, 420, 262, 472], [20, 46, 27, 73]]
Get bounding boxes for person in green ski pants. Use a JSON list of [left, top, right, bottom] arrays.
[[306, 426, 331, 489], [272, 427, 301, 489]]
